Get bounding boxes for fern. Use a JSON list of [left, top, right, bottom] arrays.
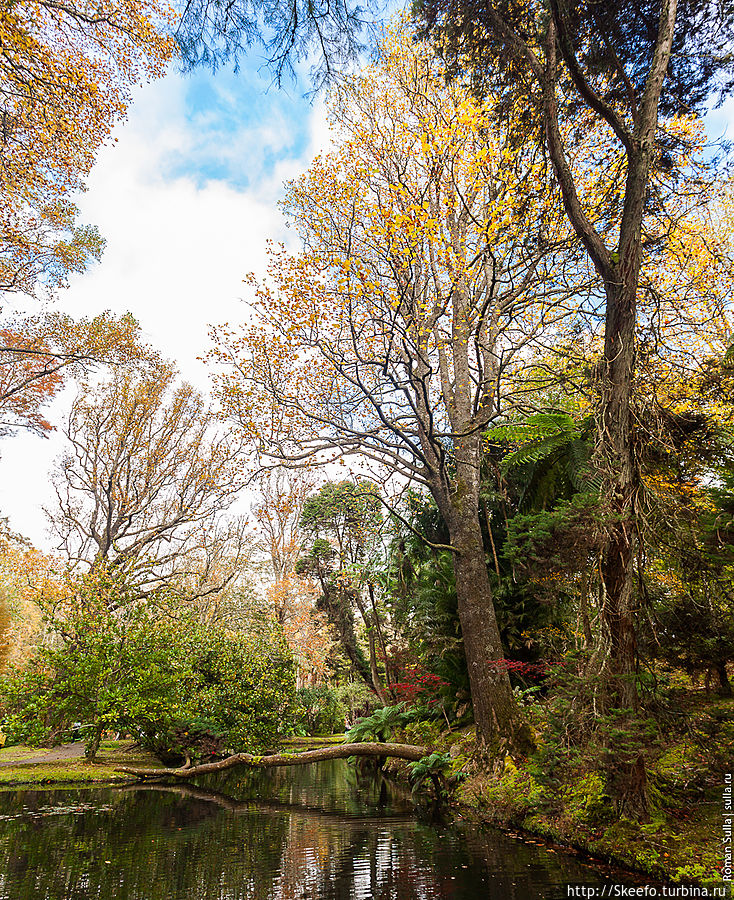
[[487, 413, 595, 512], [408, 751, 454, 799], [345, 704, 409, 743], [488, 413, 579, 446], [500, 429, 578, 474]]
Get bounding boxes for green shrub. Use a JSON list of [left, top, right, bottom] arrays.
[[0, 570, 295, 762], [480, 757, 546, 821], [174, 626, 295, 757], [332, 681, 376, 723], [564, 773, 613, 826], [402, 718, 442, 748], [292, 685, 345, 735]]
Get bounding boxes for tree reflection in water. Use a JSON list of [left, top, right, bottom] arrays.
[[0, 760, 614, 899]]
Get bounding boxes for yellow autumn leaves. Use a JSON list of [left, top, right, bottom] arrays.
[[207, 19, 734, 495]]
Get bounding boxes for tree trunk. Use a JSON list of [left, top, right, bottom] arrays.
[[718, 662, 732, 696], [444, 504, 523, 750], [612, 753, 648, 820], [421, 416, 525, 751], [537, 0, 676, 821], [367, 628, 384, 700], [354, 593, 387, 702], [597, 269, 646, 816], [85, 725, 103, 761], [117, 741, 428, 779], [367, 581, 395, 694], [318, 586, 377, 695], [599, 530, 638, 710], [599, 271, 640, 701]]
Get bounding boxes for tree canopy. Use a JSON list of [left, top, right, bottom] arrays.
[[0, 0, 175, 300], [49, 365, 247, 601], [0, 312, 153, 438]]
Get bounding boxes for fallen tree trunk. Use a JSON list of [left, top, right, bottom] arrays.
[[116, 741, 427, 780]]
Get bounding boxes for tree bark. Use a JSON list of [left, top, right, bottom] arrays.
[[85, 725, 103, 761], [598, 276, 640, 713], [428, 449, 523, 751], [718, 662, 732, 696], [533, 4, 676, 729], [116, 741, 428, 780], [416, 385, 524, 751], [448, 513, 521, 749]]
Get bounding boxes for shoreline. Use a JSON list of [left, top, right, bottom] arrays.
[[1, 736, 731, 896]]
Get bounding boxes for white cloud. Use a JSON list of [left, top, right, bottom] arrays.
[[0, 68, 330, 549]]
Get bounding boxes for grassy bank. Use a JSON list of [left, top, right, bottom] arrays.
[[0, 734, 346, 787], [0, 741, 164, 785], [390, 689, 733, 893]]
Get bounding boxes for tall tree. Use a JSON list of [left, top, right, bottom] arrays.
[[265, 573, 333, 686], [49, 365, 246, 602], [210, 25, 576, 748], [296, 480, 386, 697], [249, 468, 333, 686], [252, 467, 314, 582], [413, 0, 734, 811]]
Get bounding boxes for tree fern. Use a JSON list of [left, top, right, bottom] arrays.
[[487, 413, 595, 512]]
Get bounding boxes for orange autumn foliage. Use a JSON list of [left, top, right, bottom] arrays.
[[0, 530, 63, 671], [0, 0, 176, 296], [266, 574, 333, 685], [0, 311, 153, 436]]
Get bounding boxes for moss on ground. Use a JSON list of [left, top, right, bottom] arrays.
[[442, 691, 734, 893], [0, 741, 163, 785]]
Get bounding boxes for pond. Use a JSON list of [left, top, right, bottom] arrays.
[[0, 760, 643, 899]]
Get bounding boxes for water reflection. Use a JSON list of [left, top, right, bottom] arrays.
[[0, 761, 624, 900]]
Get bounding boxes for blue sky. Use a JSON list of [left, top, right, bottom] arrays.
[[170, 62, 321, 189], [0, 53, 332, 547]]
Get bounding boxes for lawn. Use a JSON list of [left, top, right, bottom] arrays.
[[0, 740, 164, 785]]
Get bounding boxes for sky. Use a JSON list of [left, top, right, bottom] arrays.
[[2, 47, 734, 551], [0, 53, 332, 549]]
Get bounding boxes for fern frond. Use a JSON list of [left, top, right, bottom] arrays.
[[500, 430, 576, 474]]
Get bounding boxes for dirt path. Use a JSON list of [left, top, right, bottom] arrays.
[[0, 742, 86, 767]]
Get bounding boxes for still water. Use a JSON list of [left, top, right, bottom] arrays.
[[0, 761, 638, 900]]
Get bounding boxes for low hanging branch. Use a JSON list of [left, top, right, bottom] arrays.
[[116, 741, 428, 780]]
